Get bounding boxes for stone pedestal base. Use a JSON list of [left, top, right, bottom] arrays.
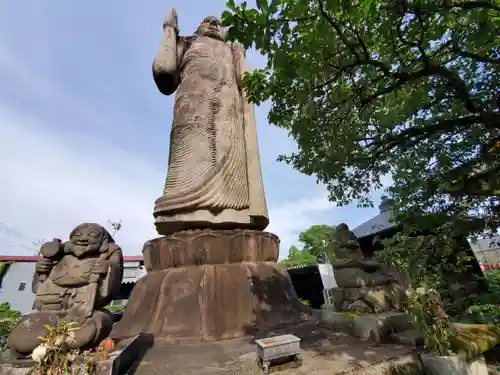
[[326, 284, 404, 314], [111, 230, 308, 341], [320, 311, 412, 344]]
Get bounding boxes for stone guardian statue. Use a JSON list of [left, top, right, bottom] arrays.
[[152, 9, 269, 235], [8, 223, 123, 356]]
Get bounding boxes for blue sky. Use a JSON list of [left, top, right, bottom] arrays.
[[0, 0, 387, 257]]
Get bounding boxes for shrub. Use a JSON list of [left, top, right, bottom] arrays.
[[0, 302, 21, 350], [405, 285, 455, 356]]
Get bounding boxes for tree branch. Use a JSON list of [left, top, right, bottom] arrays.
[[365, 114, 495, 159], [453, 47, 500, 65], [317, 0, 361, 61]]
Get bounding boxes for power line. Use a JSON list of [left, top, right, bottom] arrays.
[[0, 221, 39, 244], [0, 221, 45, 254]]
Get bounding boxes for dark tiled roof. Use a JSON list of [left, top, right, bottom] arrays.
[[351, 210, 397, 239]]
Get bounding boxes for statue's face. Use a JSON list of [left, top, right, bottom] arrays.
[[196, 16, 226, 41], [68, 224, 104, 257]]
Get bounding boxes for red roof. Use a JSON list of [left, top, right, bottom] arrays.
[[0, 255, 143, 262]]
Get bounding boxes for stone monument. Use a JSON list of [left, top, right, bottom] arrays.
[[8, 223, 124, 356], [327, 223, 405, 313], [111, 10, 306, 342]]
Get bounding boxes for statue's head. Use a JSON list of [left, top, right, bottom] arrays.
[[336, 223, 350, 232], [66, 223, 114, 257], [195, 16, 226, 41], [334, 223, 359, 246]]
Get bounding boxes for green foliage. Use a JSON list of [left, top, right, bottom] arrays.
[[0, 262, 9, 276], [299, 299, 310, 306], [406, 286, 455, 356], [222, 0, 500, 267], [280, 245, 317, 267], [298, 224, 336, 258], [374, 230, 472, 288], [0, 302, 21, 321], [29, 320, 100, 375], [484, 268, 500, 302], [375, 229, 479, 315], [458, 269, 500, 323], [0, 262, 11, 288], [0, 302, 21, 350], [104, 304, 124, 312]]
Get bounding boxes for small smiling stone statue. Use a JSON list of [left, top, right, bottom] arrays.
[[8, 223, 123, 356]]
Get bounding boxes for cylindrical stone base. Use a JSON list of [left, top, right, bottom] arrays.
[[111, 229, 308, 341]]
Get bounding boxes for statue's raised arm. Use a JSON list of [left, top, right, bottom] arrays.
[[153, 8, 182, 95]]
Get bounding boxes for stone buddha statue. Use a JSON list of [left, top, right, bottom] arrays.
[[8, 223, 123, 356], [329, 223, 405, 313]]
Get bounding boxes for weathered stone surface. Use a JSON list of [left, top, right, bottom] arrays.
[[152, 10, 268, 236], [319, 311, 413, 344], [111, 250, 307, 341], [328, 224, 406, 313], [91, 334, 152, 375], [142, 229, 279, 270], [8, 223, 124, 356], [122, 321, 420, 375], [329, 288, 345, 311]]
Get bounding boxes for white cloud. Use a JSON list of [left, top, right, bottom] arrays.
[[0, 106, 161, 255], [0, 107, 343, 258], [268, 194, 333, 255]]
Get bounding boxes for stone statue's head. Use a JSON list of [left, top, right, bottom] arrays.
[[66, 223, 114, 258], [336, 223, 350, 232], [195, 16, 226, 41], [334, 223, 359, 246]]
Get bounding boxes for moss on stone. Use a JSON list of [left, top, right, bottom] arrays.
[[451, 323, 500, 360], [342, 311, 362, 317]]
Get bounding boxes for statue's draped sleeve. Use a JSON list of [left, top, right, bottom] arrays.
[[232, 44, 269, 222], [97, 244, 123, 307]]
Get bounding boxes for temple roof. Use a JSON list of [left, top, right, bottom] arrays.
[[351, 209, 397, 240]]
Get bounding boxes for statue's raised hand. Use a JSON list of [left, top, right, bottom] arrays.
[[163, 8, 179, 32]]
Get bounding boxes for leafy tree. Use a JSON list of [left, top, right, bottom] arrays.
[[222, 0, 500, 236], [0, 302, 20, 321], [280, 245, 317, 267], [223, 1, 499, 309], [298, 224, 336, 258]]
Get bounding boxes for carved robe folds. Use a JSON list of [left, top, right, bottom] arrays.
[[153, 36, 269, 235]]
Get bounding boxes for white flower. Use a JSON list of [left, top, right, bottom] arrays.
[[65, 332, 76, 344], [66, 352, 76, 361], [32, 344, 47, 363]]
